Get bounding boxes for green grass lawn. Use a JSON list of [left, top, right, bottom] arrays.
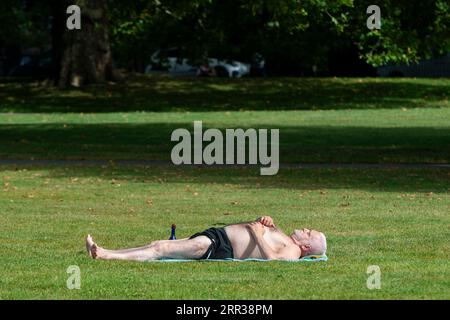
[[0, 165, 449, 299], [0, 76, 449, 163], [0, 76, 449, 299]]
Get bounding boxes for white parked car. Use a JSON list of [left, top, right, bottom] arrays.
[[205, 58, 250, 78], [145, 48, 250, 78], [145, 48, 197, 76]]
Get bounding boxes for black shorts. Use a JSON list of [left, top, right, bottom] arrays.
[[189, 227, 234, 260]]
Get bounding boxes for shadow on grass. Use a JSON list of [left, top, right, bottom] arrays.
[[0, 76, 449, 113], [2, 163, 449, 193], [0, 122, 449, 163]]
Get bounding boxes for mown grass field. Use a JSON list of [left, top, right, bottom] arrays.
[[0, 165, 449, 299], [0, 76, 449, 299]]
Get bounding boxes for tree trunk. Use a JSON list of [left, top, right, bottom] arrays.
[[56, 0, 114, 88], [50, 0, 65, 84]]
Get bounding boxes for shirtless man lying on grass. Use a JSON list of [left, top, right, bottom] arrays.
[[86, 216, 327, 261]]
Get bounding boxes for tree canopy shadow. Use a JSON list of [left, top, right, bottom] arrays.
[[0, 122, 449, 163], [0, 76, 448, 113]]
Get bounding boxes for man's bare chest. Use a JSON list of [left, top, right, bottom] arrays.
[[263, 227, 291, 249]]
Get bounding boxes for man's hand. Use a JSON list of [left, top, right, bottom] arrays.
[[257, 216, 274, 228], [246, 221, 266, 237]]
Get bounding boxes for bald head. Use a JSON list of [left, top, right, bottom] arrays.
[[292, 228, 327, 257], [309, 231, 327, 255]]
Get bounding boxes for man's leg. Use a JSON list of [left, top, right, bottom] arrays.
[[86, 235, 211, 262]]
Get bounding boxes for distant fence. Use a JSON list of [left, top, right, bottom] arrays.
[[377, 53, 450, 77]]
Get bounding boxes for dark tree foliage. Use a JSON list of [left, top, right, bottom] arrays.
[[1, 0, 449, 82]]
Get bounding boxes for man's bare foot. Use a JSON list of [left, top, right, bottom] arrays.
[[86, 234, 99, 259]]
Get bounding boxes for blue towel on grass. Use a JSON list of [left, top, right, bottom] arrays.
[[148, 255, 328, 263]]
